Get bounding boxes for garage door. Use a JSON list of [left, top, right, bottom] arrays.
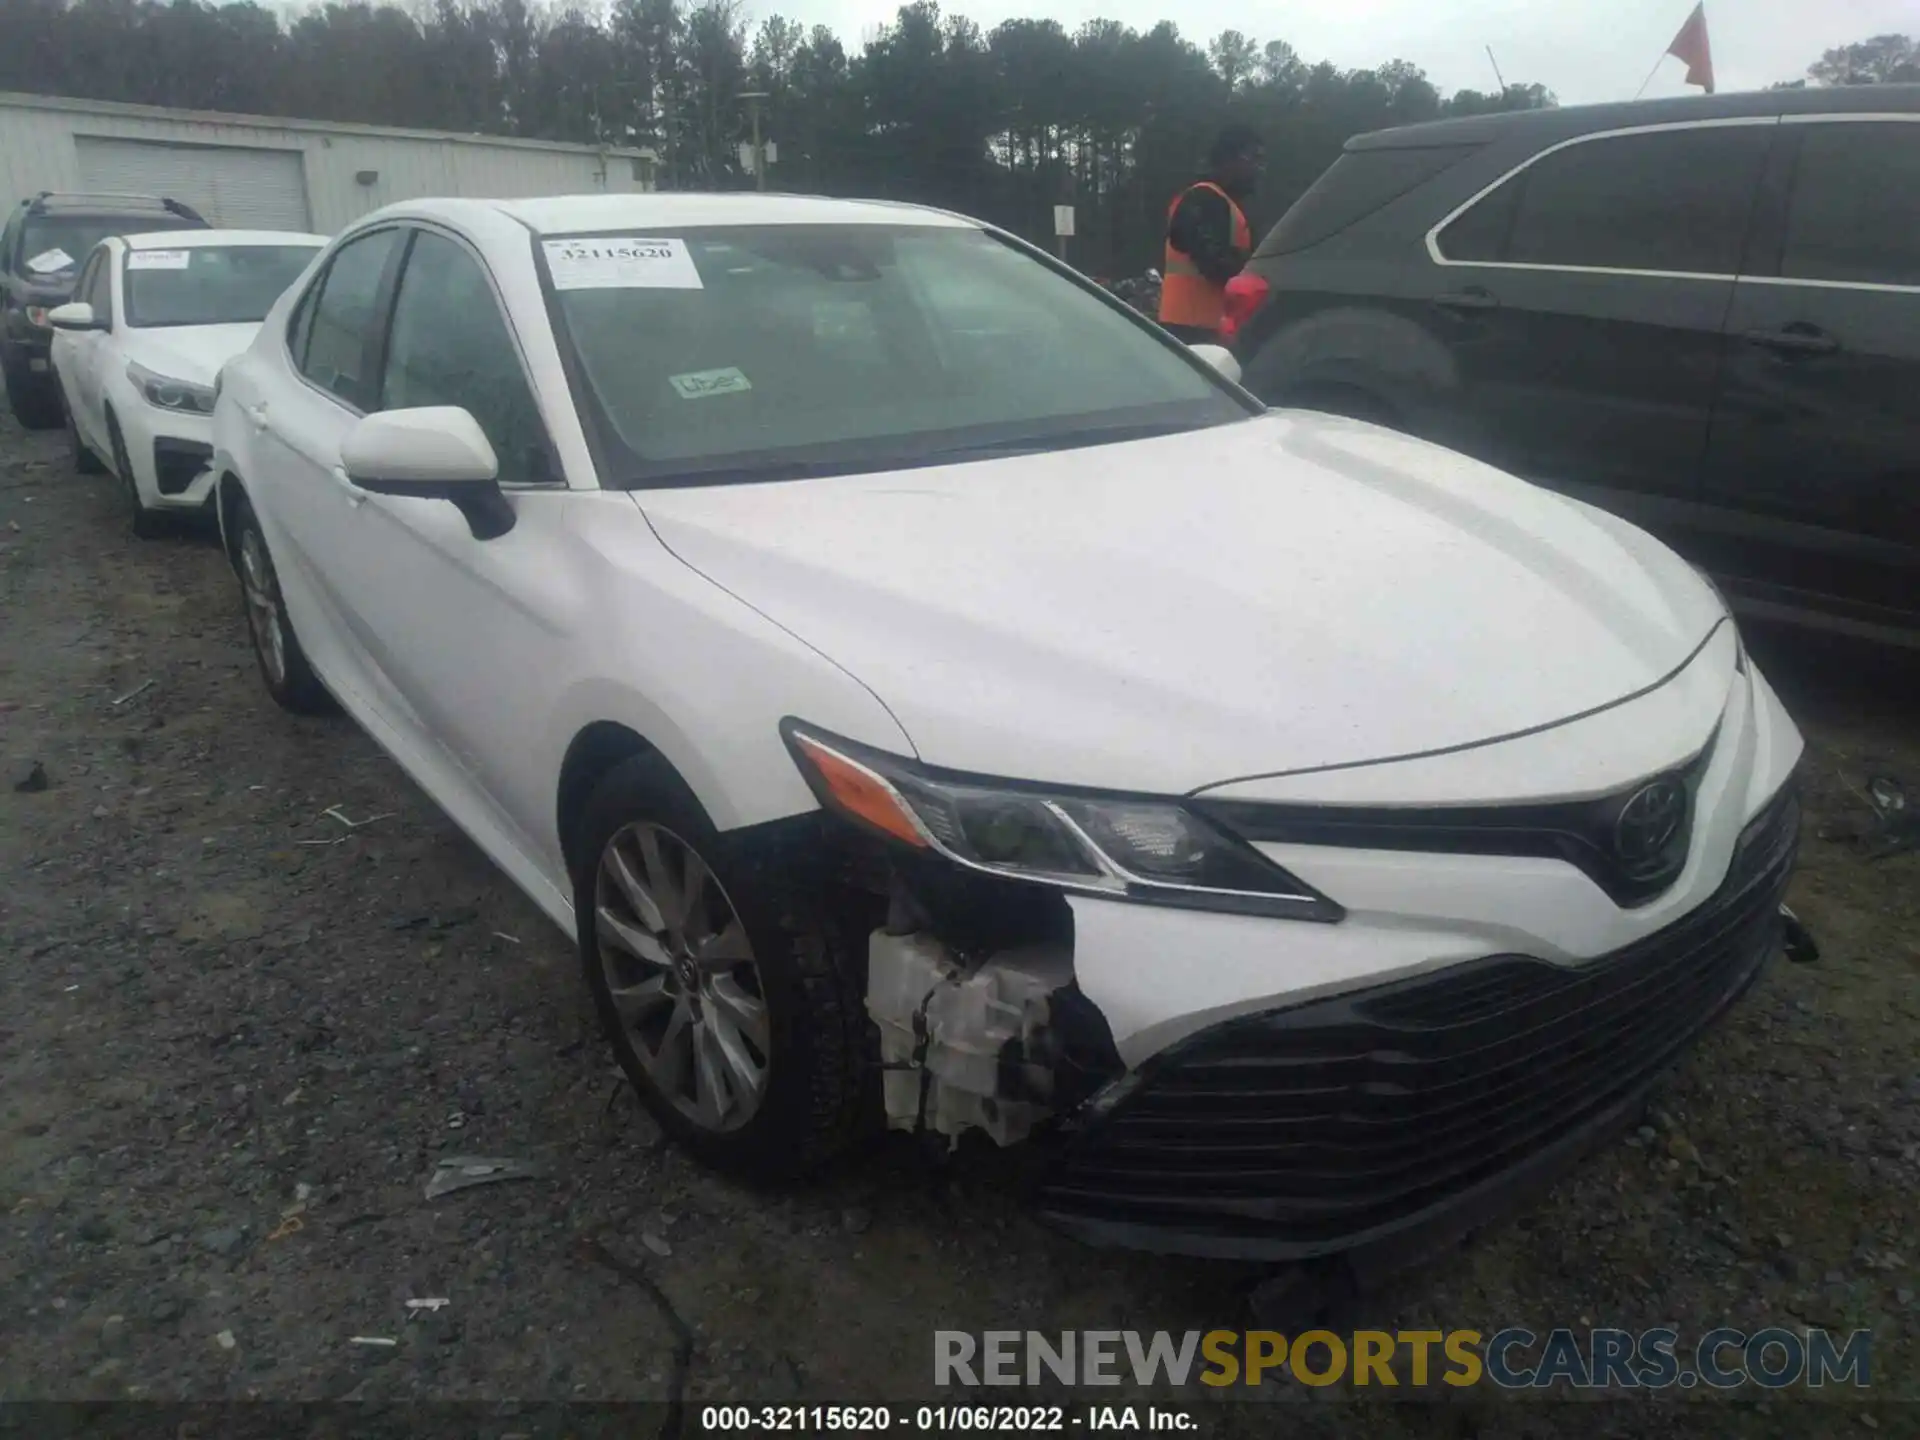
[[74, 137, 311, 231]]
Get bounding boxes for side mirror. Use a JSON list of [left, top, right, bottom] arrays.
[[47, 301, 103, 332], [1188, 343, 1242, 386], [340, 406, 514, 540]]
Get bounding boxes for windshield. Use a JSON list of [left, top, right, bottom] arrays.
[[543, 225, 1250, 486], [125, 245, 322, 328], [20, 217, 197, 283]]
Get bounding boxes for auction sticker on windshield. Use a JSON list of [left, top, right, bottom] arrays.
[[25, 248, 74, 274], [669, 367, 752, 400], [127, 250, 193, 271], [543, 237, 703, 291]]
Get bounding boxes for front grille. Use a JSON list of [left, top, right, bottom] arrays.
[[1038, 783, 1799, 1260], [152, 437, 212, 497], [1197, 727, 1721, 907]]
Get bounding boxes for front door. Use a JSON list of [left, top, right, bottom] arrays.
[[1424, 121, 1774, 505], [246, 225, 409, 716], [1700, 116, 1920, 633], [315, 225, 577, 869]]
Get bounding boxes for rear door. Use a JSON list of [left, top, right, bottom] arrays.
[[1699, 116, 1920, 634], [1424, 120, 1774, 503]]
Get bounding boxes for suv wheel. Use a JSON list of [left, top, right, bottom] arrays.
[[65, 392, 103, 474], [230, 490, 333, 714], [107, 415, 163, 538], [4, 359, 62, 430], [575, 752, 871, 1182]]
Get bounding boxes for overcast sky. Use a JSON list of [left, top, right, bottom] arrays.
[[761, 0, 1918, 106]]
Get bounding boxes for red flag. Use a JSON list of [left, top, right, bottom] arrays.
[[1666, 3, 1715, 93]]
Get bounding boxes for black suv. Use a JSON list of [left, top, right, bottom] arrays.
[[2, 192, 208, 428], [1232, 85, 1920, 646]]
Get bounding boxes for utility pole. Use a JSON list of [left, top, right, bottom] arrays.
[[738, 91, 769, 191]]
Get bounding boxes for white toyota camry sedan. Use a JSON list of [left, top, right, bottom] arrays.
[[48, 229, 326, 535], [210, 194, 1806, 1263]]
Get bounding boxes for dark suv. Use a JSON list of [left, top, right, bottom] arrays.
[[2, 192, 208, 428], [1231, 85, 1920, 646]]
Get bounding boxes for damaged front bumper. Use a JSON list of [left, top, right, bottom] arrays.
[[866, 782, 1800, 1264]]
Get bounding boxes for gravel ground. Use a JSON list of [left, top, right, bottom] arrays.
[[1, 406, 1916, 1435]]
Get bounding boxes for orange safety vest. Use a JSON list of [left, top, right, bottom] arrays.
[[1159, 181, 1252, 333]]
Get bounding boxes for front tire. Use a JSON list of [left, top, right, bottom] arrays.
[[574, 753, 870, 1182], [107, 414, 163, 538], [229, 490, 333, 715], [65, 391, 103, 474], [4, 358, 62, 430]]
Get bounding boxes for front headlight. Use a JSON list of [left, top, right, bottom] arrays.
[[127, 360, 215, 414], [783, 723, 1343, 921]]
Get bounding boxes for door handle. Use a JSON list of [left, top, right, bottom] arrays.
[[245, 402, 269, 431], [1743, 325, 1838, 357], [1433, 287, 1500, 314]]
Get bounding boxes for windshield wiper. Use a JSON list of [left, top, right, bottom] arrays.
[[921, 420, 1202, 463]]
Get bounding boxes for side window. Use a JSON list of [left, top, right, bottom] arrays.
[[377, 230, 554, 485], [300, 228, 401, 409], [285, 280, 318, 370], [1442, 126, 1771, 275], [82, 249, 113, 321], [1436, 180, 1519, 263], [0, 212, 18, 272], [1780, 122, 1920, 288]]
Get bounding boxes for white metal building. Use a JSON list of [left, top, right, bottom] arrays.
[[0, 91, 656, 234]]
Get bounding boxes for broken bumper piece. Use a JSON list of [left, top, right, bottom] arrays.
[[1031, 785, 1799, 1262]]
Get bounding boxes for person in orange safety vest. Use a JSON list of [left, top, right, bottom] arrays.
[[1158, 125, 1265, 344]]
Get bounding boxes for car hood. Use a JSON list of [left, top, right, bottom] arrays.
[[637, 413, 1726, 795], [123, 324, 261, 387]]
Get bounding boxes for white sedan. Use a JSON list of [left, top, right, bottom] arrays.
[[210, 194, 1806, 1263], [48, 229, 326, 535]]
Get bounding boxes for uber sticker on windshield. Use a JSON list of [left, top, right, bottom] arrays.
[[25, 248, 75, 274], [542, 237, 703, 291], [127, 250, 193, 271], [669, 367, 752, 400]]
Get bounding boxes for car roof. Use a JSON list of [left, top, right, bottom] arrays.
[[1349, 82, 1920, 151], [389, 192, 980, 234], [120, 229, 328, 249]]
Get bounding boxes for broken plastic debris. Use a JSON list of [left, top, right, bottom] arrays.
[[424, 1155, 543, 1199], [405, 1298, 450, 1314], [323, 805, 392, 830], [349, 1336, 398, 1347], [109, 679, 154, 707], [214, 1330, 237, 1351], [641, 1232, 672, 1258]]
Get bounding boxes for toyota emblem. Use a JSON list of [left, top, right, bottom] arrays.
[[1614, 779, 1688, 871]]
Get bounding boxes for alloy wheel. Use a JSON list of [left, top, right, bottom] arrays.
[[594, 821, 771, 1132], [238, 527, 287, 688]]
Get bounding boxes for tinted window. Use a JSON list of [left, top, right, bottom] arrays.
[[1260, 144, 1481, 257], [301, 229, 401, 408], [1447, 126, 1770, 274], [379, 231, 553, 485], [125, 245, 321, 328], [550, 225, 1243, 486], [80, 248, 113, 320], [1780, 122, 1920, 287], [18, 217, 198, 284], [1436, 179, 1520, 262]]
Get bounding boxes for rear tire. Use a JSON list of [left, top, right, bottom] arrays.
[[107, 414, 164, 539], [229, 489, 334, 715], [574, 752, 871, 1182], [4, 359, 62, 430]]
